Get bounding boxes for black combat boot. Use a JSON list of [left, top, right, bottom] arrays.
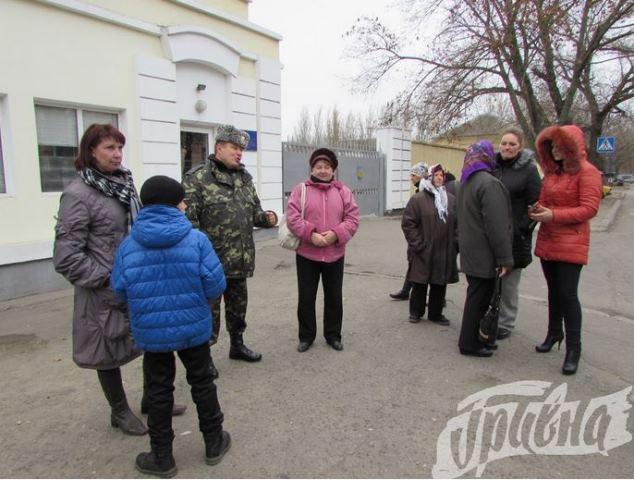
[[97, 369, 148, 436], [229, 332, 262, 362], [205, 431, 231, 465], [135, 451, 177, 478]]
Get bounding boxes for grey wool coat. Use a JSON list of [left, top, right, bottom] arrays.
[[401, 189, 459, 285], [53, 176, 141, 370], [456, 170, 514, 278]]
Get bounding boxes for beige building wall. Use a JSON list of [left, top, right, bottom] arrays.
[[432, 133, 504, 150], [0, 0, 282, 278], [411, 141, 466, 178]]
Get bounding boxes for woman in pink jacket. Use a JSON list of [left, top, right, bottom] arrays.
[[285, 148, 360, 353]]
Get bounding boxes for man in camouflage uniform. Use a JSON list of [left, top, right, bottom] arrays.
[[182, 125, 277, 369]]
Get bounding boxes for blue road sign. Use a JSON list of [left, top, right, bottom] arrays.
[[597, 136, 616, 153]]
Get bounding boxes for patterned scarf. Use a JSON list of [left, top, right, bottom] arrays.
[[79, 167, 141, 230], [460, 140, 497, 183], [420, 179, 449, 223]]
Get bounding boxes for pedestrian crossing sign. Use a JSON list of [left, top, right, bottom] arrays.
[[597, 136, 616, 153]]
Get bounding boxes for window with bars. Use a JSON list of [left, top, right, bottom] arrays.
[[35, 105, 118, 192]]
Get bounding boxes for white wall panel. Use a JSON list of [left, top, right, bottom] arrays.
[[141, 142, 180, 166], [260, 117, 281, 134], [261, 166, 282, 183], [231, 76, 256, 97], [140, 120, 180, 142], [139, 98, 177, 122], [138, 76, 177, 101], [260, 99, 281, 118], [136, 55, 175, 81], [260, 150, 282, 167], [141, 163, 182, 184], [231, 112, 257, 130], [260, 82, 281, 102], [259, 182, 282, 200], [231, 93, 256, 114], [259, 133, 281, 151], [257, 58, 282, 84]]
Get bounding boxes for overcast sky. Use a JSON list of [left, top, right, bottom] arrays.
[[249, 0, 403, 139]]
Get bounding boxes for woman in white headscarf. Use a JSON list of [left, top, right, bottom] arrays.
[[401, 164, 458, 325]]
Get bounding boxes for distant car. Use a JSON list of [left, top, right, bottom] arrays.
[[618, 174, 634, 184]]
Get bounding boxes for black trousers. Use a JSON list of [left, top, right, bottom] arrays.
[[210, 278, 248, 340], [541, 260, 583, 349], [143, 343, 223, 454], [409, 283, 447, 320], [296, 254, 344, 343], [458, 275, 496, 351]]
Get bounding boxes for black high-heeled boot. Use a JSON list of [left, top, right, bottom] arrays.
[[562, 349, 581, 375], [535, 333, 564, 353]]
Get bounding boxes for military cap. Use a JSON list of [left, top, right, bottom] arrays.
[[215, 125, 250, 149]]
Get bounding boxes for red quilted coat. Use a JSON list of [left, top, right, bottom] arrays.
[[534, 125, 602, 265]]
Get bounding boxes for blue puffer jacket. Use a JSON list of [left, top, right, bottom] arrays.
[[112, 205, 226, 352]]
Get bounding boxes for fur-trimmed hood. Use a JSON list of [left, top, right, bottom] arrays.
[[535, 125, 587, 175]]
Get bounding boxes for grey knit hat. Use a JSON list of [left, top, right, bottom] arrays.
[[215, 125, 250, 149], [410, 162, 429, 178]]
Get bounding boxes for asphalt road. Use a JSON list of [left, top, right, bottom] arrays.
[[1, 188, 633, 478]]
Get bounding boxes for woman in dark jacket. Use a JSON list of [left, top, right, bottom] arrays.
[[53, 124, 183, 436], [456, 141, 514, 357], [493, 128, 542, 339], [530, 125, 602, 375], [401, 164, 458, 325]]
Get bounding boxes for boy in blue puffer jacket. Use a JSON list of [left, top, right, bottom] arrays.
[[112, 175, 229, 478]]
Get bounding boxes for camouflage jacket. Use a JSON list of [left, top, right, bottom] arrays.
[[182, 156, 271, 278]]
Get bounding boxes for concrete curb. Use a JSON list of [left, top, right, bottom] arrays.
[[592, 198, 622, 232]]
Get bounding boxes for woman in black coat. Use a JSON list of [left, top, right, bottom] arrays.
[[401, 164, 458, 325], [493, 128, 542, 339]]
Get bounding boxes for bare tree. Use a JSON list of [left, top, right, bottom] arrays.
[[346, 0, 634, 166]]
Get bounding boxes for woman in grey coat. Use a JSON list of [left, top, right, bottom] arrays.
[[53, 124, 148, 435], [456, 140, 513, 357]]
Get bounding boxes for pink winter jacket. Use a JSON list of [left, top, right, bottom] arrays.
[[286, 179, 360, 263]]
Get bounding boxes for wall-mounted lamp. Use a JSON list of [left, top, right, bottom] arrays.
[[195, 99, 207, 113], [196, 83, 206, 92]]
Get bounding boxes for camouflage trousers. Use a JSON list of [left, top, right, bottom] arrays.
[[210, 278, 248, 344]]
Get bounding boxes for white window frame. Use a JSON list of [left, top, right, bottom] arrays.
[[180, 123, 217, 173], [0, 93, 14, 197], [34, 100, 124, 195]]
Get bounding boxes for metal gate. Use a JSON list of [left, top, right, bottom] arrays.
[[282, 142, 385, 216]]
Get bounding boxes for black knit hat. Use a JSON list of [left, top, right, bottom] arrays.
[[309, 148, 338, 170], [140, 175, 185, 207]]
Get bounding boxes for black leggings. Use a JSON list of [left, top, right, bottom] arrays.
[[541, 260, 583, 349]]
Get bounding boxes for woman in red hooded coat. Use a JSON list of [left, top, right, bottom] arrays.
[[529, 125, 602, 375]]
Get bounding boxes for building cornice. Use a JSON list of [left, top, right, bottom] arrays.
[[34, 0, 281, 42], [34, 0, 162, 36], [165, 0, 282, 40], [164, 26, 258, 61]]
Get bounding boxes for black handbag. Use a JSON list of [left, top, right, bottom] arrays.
[[478, 276, 502, 347]]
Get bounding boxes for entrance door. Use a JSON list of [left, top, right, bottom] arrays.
[[180, 130, 210, 176]]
